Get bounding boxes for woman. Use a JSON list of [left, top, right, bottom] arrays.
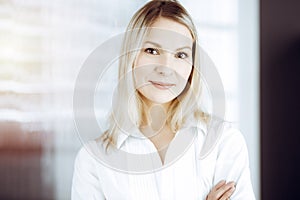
[[72, 0, 256, 199]]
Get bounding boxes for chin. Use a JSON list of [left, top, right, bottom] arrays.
[[138, 88, 179, 105], [146, 95, 177, 105]]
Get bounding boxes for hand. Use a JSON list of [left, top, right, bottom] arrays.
[[206, 180, 236, 200]]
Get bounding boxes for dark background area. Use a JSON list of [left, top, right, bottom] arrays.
[[0, 122, 53, 199], [260, 0, 300, 199]]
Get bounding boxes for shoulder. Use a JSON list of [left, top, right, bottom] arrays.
[[214, 123, 250, 166], [218, 124, 248, 152], [198, 115, 250, 159], [198, 116, 248, 158], [208, 115, 248, 152], [74, 141, 100, 170], [72, 141, 107, 199]]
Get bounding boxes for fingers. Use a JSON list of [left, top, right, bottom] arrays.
[[219, 185, 235, 200], [207, 180, 236, 200], [214, 180, 226, 191], [215, 181, 235, 199]]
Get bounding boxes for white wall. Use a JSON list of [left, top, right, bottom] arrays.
[[238, 0, 260, 198]]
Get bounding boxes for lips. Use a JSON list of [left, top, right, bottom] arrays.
[[149, 80, 175, 90]]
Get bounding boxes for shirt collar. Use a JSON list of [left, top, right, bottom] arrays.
[[115, 125, 143, 149], [183, 116, 208, 135], [116, 132, 129, 149], [115, 118, 208, 150]]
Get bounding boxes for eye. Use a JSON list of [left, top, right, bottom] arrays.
[[175, 52, 188, 59], [144, 48, 160, 55]]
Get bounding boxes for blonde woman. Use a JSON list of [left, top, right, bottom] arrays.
[[71, 0, 256, 199]]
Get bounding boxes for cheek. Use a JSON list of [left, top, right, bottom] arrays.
[[133, 60, 153, 88], [175, 64, 193, 81], [133, 68, 146, 88], [134, 52, 154, 68], [133, 54, 145, 83]]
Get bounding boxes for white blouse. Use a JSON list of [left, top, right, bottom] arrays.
[[71, 119, 256, 200]]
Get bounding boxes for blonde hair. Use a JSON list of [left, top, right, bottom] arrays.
[[101, 0, 210, 150]]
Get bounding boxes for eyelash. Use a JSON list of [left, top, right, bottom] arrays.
[[144, 48, 159, 55], [144, 48, 189, 59], [175, 52, 188, 59]]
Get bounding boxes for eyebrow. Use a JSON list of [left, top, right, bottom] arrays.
[[143, 41, 192, 51]]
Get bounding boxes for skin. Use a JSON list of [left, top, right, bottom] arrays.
[[134, 17, 193, 162], [134, 17, 193, 107], [206, 180, 236, 200], [133, 17, 235, 199]]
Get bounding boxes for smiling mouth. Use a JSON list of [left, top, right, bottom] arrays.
[[149, 81, 176, 90]]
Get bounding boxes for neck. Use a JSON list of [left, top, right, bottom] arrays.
[[141, 101, 171, 131]]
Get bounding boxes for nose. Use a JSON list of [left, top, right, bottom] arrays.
[[155, 53, 174, 76], [155, 65, 174, 76]]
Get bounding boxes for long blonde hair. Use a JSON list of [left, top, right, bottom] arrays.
[[101, 0, 210, 150]]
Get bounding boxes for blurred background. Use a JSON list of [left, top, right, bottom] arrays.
[[0, 0, 260, 199]]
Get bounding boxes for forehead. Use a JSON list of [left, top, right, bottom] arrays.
[[143, 17, 193, 50]]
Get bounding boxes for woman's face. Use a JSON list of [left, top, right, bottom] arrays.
[[134, 17, 193, 106]]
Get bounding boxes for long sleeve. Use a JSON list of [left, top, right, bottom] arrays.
[[213, 127, 256, 200], [71, 147, 106, 200]]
